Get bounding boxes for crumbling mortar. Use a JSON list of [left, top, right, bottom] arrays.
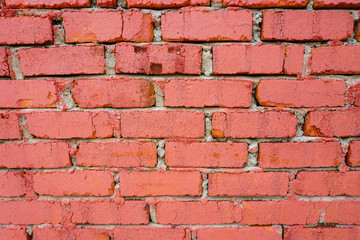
[[19, 114, 34, 141], [251, 10, 262, 45], [155, 139, 167, 170]]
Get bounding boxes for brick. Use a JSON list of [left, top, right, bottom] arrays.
[[70, 200, 149, 224], [76, 141, 157, 168], [156, 201, 243, 224], [114, 227, 188, 240], [256, 79, 346, 108], [5, 0, 91, 8], [26, 111, 119, 139], [241, 201, 320, 225], [72, 78, 155, 108], [115, 43, 202, 75], [0, 142, 71, 168], [33, 227, 109, 240], [208, 172, 289, 197], [262, 11, 353, 41], [294, 171, 360, 196], [97, 0, 116, 7], [121, 110, 204, 138], [196, 227, 281, 240], [324, 200, 360, 224], [119, 171, 202, 196], [313, 0, 360, 8], [0, 200, 63, 224], [347, 82, 360, 106], [165, 141, 248, 168], [356, 20, 360, 41], [162, 8, 252, 42], [0, 227, 29, 240], [0, 80, 57, 108], [0, 112, 20, 139], [0, 172, 26, 197], [347, 141, 360, 167], [0, 48, 9, 76], [223, 0, 309, 8], [304, 108, 360, 137], [164, 79, 252, 108], [311, 46, 360, 74], [0, 17, 53, 45], [18, 45, 105, 76], [33, 171, 114, 196], [122, 11, 154, 42], [213, 44, 303, 75], [212, 110, 297, 138], [127, 0, 210, 8], [258, 142, 341, 168], [284, 226, 360, 240]]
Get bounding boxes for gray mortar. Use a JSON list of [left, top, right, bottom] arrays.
[[252, 11, 262, 44], [19, 115, 34, 141], [204, 112, 213, 142], [105, 46, 116, 75], [151, 82, 165, 107], [201, 45, 213, 77], [155, 139, 167, 169], [10, 50, 24, 80], [58, 84, 77, 110], [306, 0, 314, 10]]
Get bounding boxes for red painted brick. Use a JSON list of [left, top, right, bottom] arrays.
[[114, 227, 189, 240], [33, 227, 109, 240], [356, 21, 360, 41], [241, 201, 320, 225], [164, 79, 252, 108], [347, 141, 360, 167], [347, 82, 360, 106], [0, 227, 29, 240], [0, 200, 63, 224], [33, 170, 114, 196], [284, 226, 360, 240], [294, 171, 360, 196], [304, 108, 360, 137], [313, 0, 360, 8], [324, 200, 360, 224], [121, 110, 204, 138], [162, 8, 252, 42], [156, 201, 243, 224], [256, 79, 346, 108], [311, 46, 360, 74], [70, 200, 149, 224], [72, 78, 155, 108], [119, 171, 202, 196], [258, 142, 341, 168], [196, 227, 282, 240], [122, 11, 154, 42], [208, 172, 289, 197], [0, 80, 57, 108], [26, 111, 119, 139], [0, 48, 9, 76], [115, 43, 202, 75], [165, 141, 248, 168], [77, 141, 157, 168], [223, 0, 309, 8], [18, 45, 105, 76], [213, 44, 303, 75], [5, 0, 91, 8], [0, 112, 20, 140], [97, 0, 116, 7], [0, 172, 26, 197], [212, 110, 297, 138], [262, 11, 353, 41], [0, 17, 53, 45], [127, 0, 210, 8], [0, 142, 71, 168]]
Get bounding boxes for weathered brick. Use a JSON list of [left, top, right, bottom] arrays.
[[33, 171, 114, 196], [122, 11, 154, 42], [164, 79, 252, 108], [0, 227, 29, 240], [0, 48, 9, 76], [18, 45, 105, 76], [356, 20, 360, 41], [212, 110, 297, 138], [213, 44, 303, 75], [97, 0, 116, 7], [72, 78, 155, 108], [156, 201, 243, 224], [324, 200, 360, 224], [127, 0, 210, 8], [347, 141, 360, 167], [0, 172, 26, 197], [33, 227, 109, 240], [26, 111, 119, 139], [313, 0, 360, 8], [223, 0, 309, 8], [114, 227, 188, 240], [262, 11, 353, 41], [162, 8, 252, 42], [311, 46, 360, 74], [208, 172, 289, 197], [196, 227, 282, 240], [304, 108, 360, 137], [258, 142, 341, 168], [165, 141, 248, 168], [347, 82, 360, 106], [70, 200, 149, 224], [119, 171, 202, 196], [5, 0, 91, 8], [76, 141, 157, 167], [284, 227, 360, 240], [0, 17, 53, 45], [256, 79, 346, 108], [115, 43, 202, 75], [121, 110, 204, 138], [0, 112, 20, 140], [0, 142, 71, 168]]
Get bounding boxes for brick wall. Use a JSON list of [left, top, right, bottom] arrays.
[[0, 0, 360, 239]]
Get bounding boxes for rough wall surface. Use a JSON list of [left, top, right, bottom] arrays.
[[0, 0, 360, 239]]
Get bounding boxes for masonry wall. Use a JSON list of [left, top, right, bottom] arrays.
[[0, 0, 360, 239]]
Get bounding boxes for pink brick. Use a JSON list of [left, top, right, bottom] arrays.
[[347, 82, 360, 106], [0, 48, 9, 76], [122, 11, 154, 42], [33, 227, 109, 240], [347, 141, 360, 167], [0, 112, 20, 139], [284, 227, 360, 240], [313, 0, 360, 8], [196, 227, 282, 240], [0, 227, 29, 240], [223, 0, 309, 8], [114, 227, 189, 240], [0, 172, 26, 197], [324, 200, 360, 224], [97, 0, 116, 7], [5, 0, 91, 8], [127, 0, 210, 8]]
